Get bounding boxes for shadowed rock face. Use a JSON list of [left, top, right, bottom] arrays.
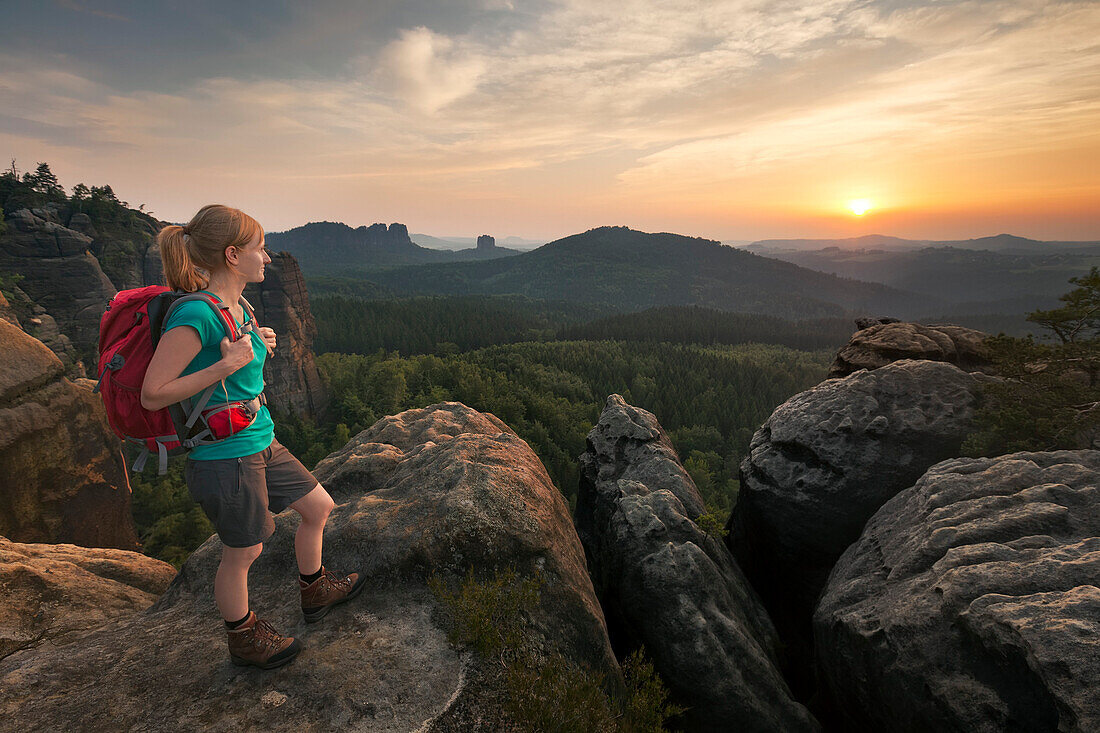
[[0, 537, 176, 661], [0, 208, 116, 365], [829, 322, 993, 378], [0, 318, 136, 550], [815, 450, 1100, 733], [0, 402, 618, 732], [243, 253, 327, 420], [727, 359, 985, 689], [576, 394, 819, 732]]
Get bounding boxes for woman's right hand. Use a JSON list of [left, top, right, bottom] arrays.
[[219, 336, 254, 375]]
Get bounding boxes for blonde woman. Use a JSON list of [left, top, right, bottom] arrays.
[[142, 204, 363, 669]]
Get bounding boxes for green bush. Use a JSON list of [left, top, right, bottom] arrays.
[[428, 566, 684, 732]]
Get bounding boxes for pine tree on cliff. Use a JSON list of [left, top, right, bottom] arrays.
[[964, 267, 1100, 455]]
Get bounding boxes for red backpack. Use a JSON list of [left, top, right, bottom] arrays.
[[95, 285, 267, 474]]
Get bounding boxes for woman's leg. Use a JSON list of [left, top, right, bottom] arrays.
[[215, 542, 264, 621], [288, 483, 336, 575]]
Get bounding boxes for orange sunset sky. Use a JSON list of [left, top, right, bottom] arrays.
[[1, 0, 1098, 242]]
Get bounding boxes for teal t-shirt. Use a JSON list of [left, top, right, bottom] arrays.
[[162, 291, 274, 460]]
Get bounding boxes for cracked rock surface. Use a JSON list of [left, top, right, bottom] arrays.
[[815, 450, 1100, 732]]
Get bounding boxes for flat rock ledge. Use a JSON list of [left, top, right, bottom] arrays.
[[815, 450, 1100, 733]]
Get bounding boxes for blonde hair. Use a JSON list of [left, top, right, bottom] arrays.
[[156, 204, 264, 292]]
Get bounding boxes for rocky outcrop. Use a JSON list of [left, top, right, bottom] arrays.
[[0, 402, 620, 731], [829, 321, 993, 377], [576, 395, 818, 731], [0, 537, 176, 661], [727, 359, 986, 690], [0, 208, 116, 365], [244, 252, 327, 420], [0, 318, 136, 550], [0, 284, 85, 378], [815, 450, 1100, 733], [476, 235, 495, 249]]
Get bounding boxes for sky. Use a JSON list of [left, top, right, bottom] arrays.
[[1, 0, 1098, 242]]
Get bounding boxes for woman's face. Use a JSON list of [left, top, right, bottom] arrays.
[[226, 230, 272, 283]]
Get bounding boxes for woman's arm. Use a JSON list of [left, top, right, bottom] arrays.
[[140, 326, 254, 411]]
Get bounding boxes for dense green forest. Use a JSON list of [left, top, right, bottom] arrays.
[[312, 295, 857, 355]]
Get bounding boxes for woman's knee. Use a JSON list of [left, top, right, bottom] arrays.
[[293, 483, 335, 524]]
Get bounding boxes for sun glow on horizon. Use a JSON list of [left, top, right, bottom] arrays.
[[847, 199, 873, 216]]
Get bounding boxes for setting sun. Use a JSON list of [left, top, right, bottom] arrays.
[[847, 199, 873, 216]]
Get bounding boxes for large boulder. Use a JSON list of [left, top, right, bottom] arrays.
[[244, 252, 327, 421], [576, 394, 819, 731], [0, 537, 176, 660], [727, 359, 986, 688], [829, 321, 993, 378], [815, 450, 1100, 732], [0, 318, 137, 549], [0, 402, 620, 731]]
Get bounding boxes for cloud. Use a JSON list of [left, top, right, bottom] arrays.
[[2, 0, 1098, 237], [373, 27, 486, 114]]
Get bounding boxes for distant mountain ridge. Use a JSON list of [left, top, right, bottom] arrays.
[[354, 225, 938, 321], [746, 233, 1100, 255], [265, 221, 523, 272]]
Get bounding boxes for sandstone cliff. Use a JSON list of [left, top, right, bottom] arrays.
[[0, 318, 137, 549], [0, 206, 117, 366], [244, 252, 327, 419], [576, 394, 819, 731]]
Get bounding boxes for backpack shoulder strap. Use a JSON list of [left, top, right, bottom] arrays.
[[163, 292, 240, 342]]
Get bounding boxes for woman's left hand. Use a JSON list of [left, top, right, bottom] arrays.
[[258, 326, 277, 353]]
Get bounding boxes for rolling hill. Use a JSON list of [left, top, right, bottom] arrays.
[[346, 226, 939, 321]]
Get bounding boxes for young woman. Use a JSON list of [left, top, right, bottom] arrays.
[[142, 204, 364, 669]]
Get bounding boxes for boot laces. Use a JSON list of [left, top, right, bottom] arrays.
[[254, 618, 283, 650], [322, 569, 351, 593]]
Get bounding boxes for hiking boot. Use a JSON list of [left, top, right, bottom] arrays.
[[226, 611, 302, 669], [299, 566, 365, 622]]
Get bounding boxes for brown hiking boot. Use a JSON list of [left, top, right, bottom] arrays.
[[299, 566, 365, 622], [226, 611, 302, 669]]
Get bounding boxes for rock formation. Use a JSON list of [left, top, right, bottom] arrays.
[[0, 402, 620, 731], [0, 283, 85, 377], [476, 234, 495, 250], [243, 252, 327, 420], [815, 450, 1100, 733], [576, 394, 819, 731], [0, 207, 117, 364], [829, 321, 993, 378], [727, 359, 987, 691], [0, 537, 176, 661], [0, 318, 137, 550]]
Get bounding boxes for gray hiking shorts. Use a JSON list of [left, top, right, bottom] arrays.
[[185, 438, 319, 548]]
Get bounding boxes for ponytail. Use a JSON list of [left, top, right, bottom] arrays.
[[156, 204, 263, 292], [157, 225, 208, 292]]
